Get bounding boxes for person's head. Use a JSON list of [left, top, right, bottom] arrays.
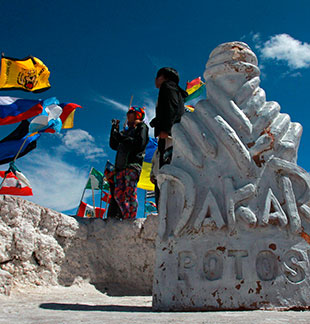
[[127, 106, 145, 124], [155, 67, 179, 88]]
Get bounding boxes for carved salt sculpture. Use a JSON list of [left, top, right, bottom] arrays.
[[152, 42, 310, 311]]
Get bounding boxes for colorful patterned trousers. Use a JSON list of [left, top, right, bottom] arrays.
[[114, 168, 139, 219]]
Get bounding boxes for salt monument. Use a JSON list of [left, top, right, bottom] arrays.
[[152, 41, 310, 311]]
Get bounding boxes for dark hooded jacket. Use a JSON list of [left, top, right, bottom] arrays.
[[150, 80, 188, 137], [110, 122, 149, 172]]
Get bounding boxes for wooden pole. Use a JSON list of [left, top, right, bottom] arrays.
[[144, 190, 146, 218], [129, 95, 134, 109], [0, 172, 8, 191], [76, 167, 92, 216], [13, 134, 32, 162]]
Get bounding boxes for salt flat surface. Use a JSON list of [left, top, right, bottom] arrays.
[[0, 283, 309, 324]]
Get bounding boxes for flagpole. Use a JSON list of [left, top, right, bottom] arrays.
[[91, 185, 96, 214], [123, 95, 134, 129], [76, 167, 92, 215], [0, 171, 9, 191], [144, 190, 146, 218], [89, 168, 96, 214], [13, 135, 29, 162], [99, 186, 103, 215], [129, 95, 133, 109]]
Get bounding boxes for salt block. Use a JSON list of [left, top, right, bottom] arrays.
[[152, 42, 310, 311]]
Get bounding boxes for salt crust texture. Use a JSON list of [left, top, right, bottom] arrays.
[[0, 195, 157, 296]]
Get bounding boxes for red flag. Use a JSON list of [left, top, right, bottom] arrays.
[[101, 191, 111, 203], [76, 201, 105, 218], [0, 171, 33, 196]]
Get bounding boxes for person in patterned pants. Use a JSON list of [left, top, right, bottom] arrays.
[[109, 106, 149, 219], [114, 168, 139, 218]]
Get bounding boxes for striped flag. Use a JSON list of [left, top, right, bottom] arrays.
[[185, 104, 195, 112], [0, 120, 40, 165], [137, 137, 158, 191], [76, 201, 105, 218], [0, 171, 33, 196], [0, 96, 43, 126], [185, 77, 206, 102]]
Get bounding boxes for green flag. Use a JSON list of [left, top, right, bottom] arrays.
[[85, 167, 109, 190]]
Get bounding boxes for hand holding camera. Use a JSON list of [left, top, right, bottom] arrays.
[[111, 119, 120, 130]]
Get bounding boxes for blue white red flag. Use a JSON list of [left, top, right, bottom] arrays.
[[0, 96, 43, 126]]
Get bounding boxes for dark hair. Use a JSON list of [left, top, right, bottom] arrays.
[[156, 67, 179, 84]]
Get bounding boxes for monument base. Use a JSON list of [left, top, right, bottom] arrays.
[[152, 228, 310, 311]]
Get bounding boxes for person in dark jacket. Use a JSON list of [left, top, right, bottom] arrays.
[[151, 67, 188, 142], [109, 106, 149, 219], [150, 67, 187, 206]]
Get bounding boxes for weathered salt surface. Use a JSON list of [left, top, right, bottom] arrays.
[[0, 195, 157, 296], [153, 42, 310, 311]]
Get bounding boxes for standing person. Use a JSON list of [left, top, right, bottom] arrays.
[[150, 67, 188, 205], [109, 106, 149, 219]]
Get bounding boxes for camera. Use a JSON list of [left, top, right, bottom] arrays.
[[111, 119, 120, 127]]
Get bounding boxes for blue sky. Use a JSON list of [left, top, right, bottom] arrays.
[[0, 0, 310, 216]]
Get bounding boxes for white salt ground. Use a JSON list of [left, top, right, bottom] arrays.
[[0, 283, 309, 324]]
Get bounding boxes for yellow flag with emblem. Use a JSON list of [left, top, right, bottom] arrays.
[[0, 55, 51, 93]]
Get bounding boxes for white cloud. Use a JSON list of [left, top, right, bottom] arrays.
[[252, 32, 261, 43], [60, 129, 106, 161], [95, 95, 128, 112], [21, 150, 91, 213], [259, 34, 310, 69]]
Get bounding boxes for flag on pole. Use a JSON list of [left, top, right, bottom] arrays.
[[101, 191, 111, 203], [185, 77, 206, 103], [85, 167, 109, 190], [0, 55, 51, 92], [0, 171, 33, 196], [137, 137, 158, 191], [44, 103, 82, 133], [59, 103, 81, 129], [76, 201, 105, 218], [0, 120, 40, 165], [0, 97, 43, 126]]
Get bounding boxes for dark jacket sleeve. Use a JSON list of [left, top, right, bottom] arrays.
[[117, 123, 149, 152], [155, 82, 180, 134], [109, 125, 120, 151]]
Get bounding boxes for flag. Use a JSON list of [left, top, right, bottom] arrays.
[[85, 167, 109, 190], [185, 77, 206, 103], [0, 96, 43, 126], [44, 103, 82, 134], [59, 103, 81, 129], [76, 201, 105, 218], [29, 98, 63, 134], [0, 55, 50, 93], [0, 120, 40, 165], [0, 171, 33, 196], [101, 191, 111, 203], [185, 104, 195, 113], [145, 200, 157, 213], [146, 191, 155, 198], [137, 137, 158, 191]]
